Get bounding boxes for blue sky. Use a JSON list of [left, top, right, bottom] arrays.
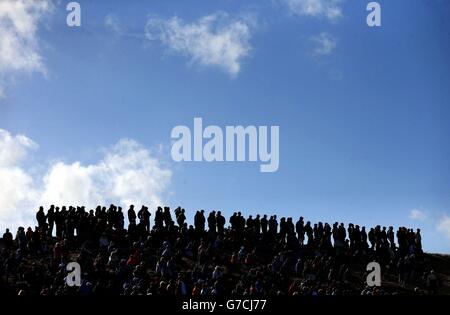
[[0, 0, 449, 253]]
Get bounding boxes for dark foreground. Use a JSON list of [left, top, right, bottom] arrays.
[[1, 205, 449, 296]]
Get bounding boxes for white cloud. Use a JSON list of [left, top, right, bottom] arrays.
[[311, 32, 337, 56], [0, 129, 38, 167], [145, 12, 253, 76], [104, 14, 122, 35], [437, 215, 450, 239], [0, 129, 172, 230], [41, 139, 171, 208], [409, 208, 450, 242], [0, 130, 40, 227], [0, 0, 53, 96], [281, 0, 343, 21], [410, 208, 427, 221]]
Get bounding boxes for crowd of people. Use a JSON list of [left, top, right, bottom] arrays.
[[0, 204, 440, 295]]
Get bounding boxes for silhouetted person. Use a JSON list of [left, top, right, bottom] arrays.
[[229, 212, 237, 230], [381, 226, 388, 246], [415, 228, 422, 251], [368, 228, 375, 249], [208, 211, 216, 233], [117, 207, 124, 230], [194, 210, 206, 233], [36, 207, 46, 229], [163, 207, 172, 227], [128, 205, 136, 225], [296, 217, 304, 245], [47, 205, 55, 236], [3, 228, 13, 249], [361, 226, 368, 249], [247, 215, 254, 230], [287, 217, 294, 235], [216, 211, 225, 235], [138, 206, 151, 231], [260, 215, 268, 234], [54, 207, 63, 238], [305, 221, 313, 246], [254, 215, 261, 234], [155, 207, 164, 229], [385, 226, 393, 248], [268, 215, 278, 236], [176, 208, 186, 227]]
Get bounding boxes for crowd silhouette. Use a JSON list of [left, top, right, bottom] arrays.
[[0, 204, 440, 295]]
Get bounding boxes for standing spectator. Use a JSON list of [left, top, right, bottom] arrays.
[[3, 228, 13, 249], [176, 208, 187, 227], [296, 217, 304, 245], [194, 210, 206, 233], [163, 207, 173, 227], [36, 207, 46, 229], [47, 205, 55, 237], [216, 211, 225, 235], [55, 207, 63, 238], [128, 205, 136, 225], [261, 215, 268, 234], [138, 206, 151, 231]]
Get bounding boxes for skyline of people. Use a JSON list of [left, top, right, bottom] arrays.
[[0, 203, 437, 296]]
